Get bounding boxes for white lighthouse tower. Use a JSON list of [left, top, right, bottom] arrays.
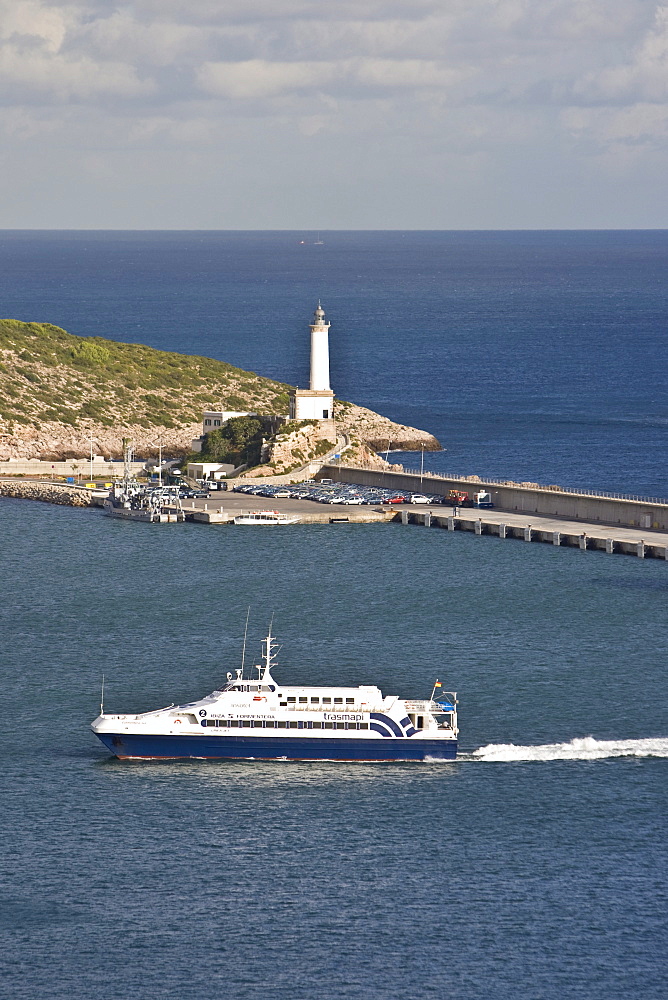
[[309, 300, 331, 391], [289, 302, 336, 433]]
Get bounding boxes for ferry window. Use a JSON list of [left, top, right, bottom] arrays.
[[310, 697, 319, 704], [249, 685, 259, 692], [230, 720, 239, 727], [322, 697, 331, 704], [335, 722, 346, 730], [345, 722, 355, 730], [324, 722, 334, 730], [289, 721, 298, 729], [242, 720, 252, 728], [280, 702, 287, 707], [334, 697, 343, 704], [219, 720, 229, 727], [359, 723, 368, 730], [299, 697, 307, 704], [287, 697, 296, 703], [346, 698, 354, 705], [312, 721, 322, 729], [265, 720, 275, 728], [253, 721, 263, 728], [417, 716, 424, 729], [277, 721, 287, 728]]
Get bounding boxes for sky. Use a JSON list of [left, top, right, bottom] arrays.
[[1, 0, 667, 229]]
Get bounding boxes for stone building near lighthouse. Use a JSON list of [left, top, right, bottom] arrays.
[[289, 301, 336, 439]]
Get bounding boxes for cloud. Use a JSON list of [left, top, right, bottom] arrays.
[[573, 5, 668, 103], [1, 0, 667, 226], [197, 56, 466, 100]]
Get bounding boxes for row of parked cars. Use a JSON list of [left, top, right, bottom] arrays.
[[232, 480, 494, 508]]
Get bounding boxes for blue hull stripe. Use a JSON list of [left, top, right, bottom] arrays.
[[370, 722, 392, 738], [96, 733, 457, 761], [370, 712, 405, 737]]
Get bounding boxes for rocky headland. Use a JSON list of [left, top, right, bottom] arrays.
[[0, 318, 440, 468]]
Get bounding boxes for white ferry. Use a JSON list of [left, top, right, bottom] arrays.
[[91, 630, 458, 762], [233, 510, 301, 525]]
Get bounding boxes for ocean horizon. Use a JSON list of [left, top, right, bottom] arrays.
[[1, 228, 666, 495]]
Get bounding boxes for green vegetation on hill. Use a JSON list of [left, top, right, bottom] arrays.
[[0, 319, 291, 430], [195, 416, 265, 468]]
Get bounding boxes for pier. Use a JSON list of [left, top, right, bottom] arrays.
[[165, 493, 668, 558], [395, 508, 668, 559]]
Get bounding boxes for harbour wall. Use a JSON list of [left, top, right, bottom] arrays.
[[0, 459, 145, 477], [319, 465, 668, 531]]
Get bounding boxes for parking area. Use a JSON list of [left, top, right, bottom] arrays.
[[175, 479, 493, 517]]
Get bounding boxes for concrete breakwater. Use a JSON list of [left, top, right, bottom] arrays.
[[322, 465, 668, 532], [0, 479, 92, 507]]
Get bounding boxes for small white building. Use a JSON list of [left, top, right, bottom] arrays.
[[191, 410, 259, 452], [289, 302, 336, 433], [202, 410, 257, 433], [187, 462, 235, 481]]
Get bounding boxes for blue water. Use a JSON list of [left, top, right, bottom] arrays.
[[1, 230, 666, 495], [1, 232, 666, 998], [0, 500, 666, 1000]]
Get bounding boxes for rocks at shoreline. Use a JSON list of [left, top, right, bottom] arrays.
[[0, 480, 92, 506]]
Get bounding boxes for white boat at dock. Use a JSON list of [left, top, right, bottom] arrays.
[[233, 510, 301, 525], [103, 483, 185, 522], [102, 441, 185, 522]]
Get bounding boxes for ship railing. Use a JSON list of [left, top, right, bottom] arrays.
[[280, 703, 374, 712], [405, 696, 457, 713]]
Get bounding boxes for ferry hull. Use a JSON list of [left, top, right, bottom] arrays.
[[95, 732, 457, 762]]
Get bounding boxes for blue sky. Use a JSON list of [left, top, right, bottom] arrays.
[[1, 0, 667, 228]]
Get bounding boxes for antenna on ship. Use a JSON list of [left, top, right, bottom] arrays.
[[240, 607, 250, 680], [262, 615, 276, 679], [100, 674, 105, 716]]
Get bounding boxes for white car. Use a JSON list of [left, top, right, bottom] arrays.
[[408, 494, 430, 504]]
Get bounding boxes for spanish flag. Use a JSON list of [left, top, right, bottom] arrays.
[[434, 680, 442, 688]]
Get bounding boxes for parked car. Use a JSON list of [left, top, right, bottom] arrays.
[[180, 488, 209, 499]]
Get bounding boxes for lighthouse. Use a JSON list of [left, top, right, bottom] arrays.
[[309, 300, 331, 391], [289, 302, 336, 434]]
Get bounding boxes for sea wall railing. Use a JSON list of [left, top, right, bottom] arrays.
[[326, 458, 668, 507]]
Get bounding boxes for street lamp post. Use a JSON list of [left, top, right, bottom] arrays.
[[89, 423, 94, 482], [420, 443, 424, 487]]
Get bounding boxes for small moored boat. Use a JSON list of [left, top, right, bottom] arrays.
[[233, 510, 301, 525]]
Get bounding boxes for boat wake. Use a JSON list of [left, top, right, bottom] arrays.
[[455, 736, 668, 762]]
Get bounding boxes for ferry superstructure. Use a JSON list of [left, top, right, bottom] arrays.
[[91, 631, 458, 762]]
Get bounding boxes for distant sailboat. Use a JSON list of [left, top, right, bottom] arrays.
[[314, 231, 324, 245]]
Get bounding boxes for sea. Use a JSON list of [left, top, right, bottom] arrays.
[[0, 231, 666, 1000]]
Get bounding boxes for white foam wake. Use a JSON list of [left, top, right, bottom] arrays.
[[467, 736, 668, 763]]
